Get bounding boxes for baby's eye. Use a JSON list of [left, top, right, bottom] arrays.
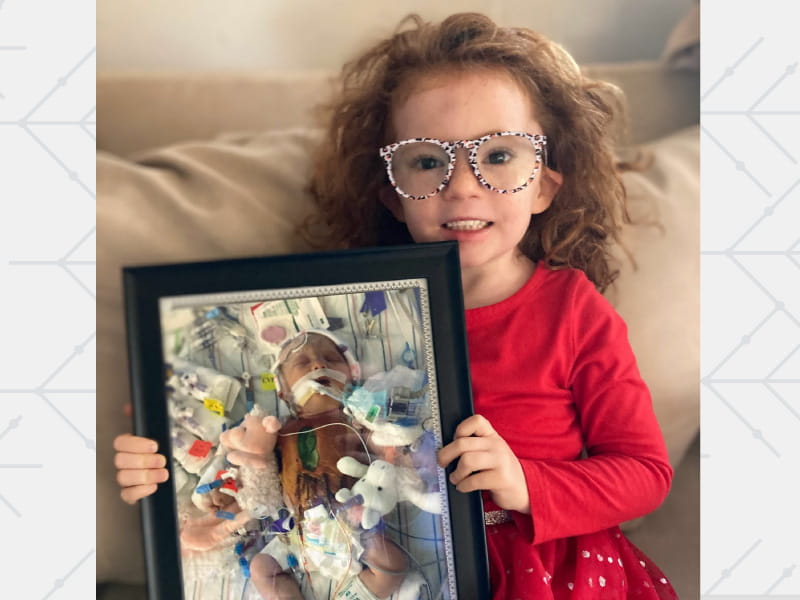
[[325, 354, 345, 363], [289, 356, 311, 369]]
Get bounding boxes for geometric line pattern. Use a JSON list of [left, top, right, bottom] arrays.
[[8, 227, 96, 299], [0, 0, 96, 597], [0, 416, 44, 518], [704, 539, 762, 595], [41, 550, 96, 600], [700, 1, 800, 597], [701, 26, 800, 455]]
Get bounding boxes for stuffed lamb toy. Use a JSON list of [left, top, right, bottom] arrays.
[[334, 456, 441, 530]]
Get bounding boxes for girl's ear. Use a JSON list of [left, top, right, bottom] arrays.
[[531, 167, 563, 214], [379, 185, 405, 223]]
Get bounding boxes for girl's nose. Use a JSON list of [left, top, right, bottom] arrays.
[[443, 148, 481, 199]]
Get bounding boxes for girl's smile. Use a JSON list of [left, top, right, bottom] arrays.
[[442, 218, 492, 232], [440, 218, 493, 241]]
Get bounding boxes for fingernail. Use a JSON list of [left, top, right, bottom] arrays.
[[148, 441, 158, 453]]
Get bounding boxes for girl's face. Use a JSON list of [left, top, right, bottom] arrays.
[[382, 69, 561, 278]]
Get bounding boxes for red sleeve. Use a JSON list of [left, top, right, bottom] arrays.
[[518, 275, 673, 545]]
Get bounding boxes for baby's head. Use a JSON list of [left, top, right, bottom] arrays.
[[273, 330, 361, 417], [310, 13, 629, 290]]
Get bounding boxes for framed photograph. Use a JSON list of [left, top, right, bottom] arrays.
[[124, 241, 490, 600]]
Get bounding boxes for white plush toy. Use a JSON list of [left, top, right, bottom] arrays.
[[334, 456, 441, 530]]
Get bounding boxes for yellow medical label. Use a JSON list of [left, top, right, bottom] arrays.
[[203, 398, 225, 416], [261, 372, 276, 391]]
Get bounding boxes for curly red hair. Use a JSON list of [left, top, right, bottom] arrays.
[[306, 13, 631, 291]]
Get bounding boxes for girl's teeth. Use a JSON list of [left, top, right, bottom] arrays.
[[445, 220, 489, 231]]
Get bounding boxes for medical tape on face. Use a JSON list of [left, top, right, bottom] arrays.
[[290, 368, 349, 406]]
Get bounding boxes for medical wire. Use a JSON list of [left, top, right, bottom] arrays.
[[383, 522, 444, 543], [329, 510, 355, 599], [382, 309, 391, 371], [389, 537, 436, 600], [277, 421, 372, 464], [386, 288, 424, 342]]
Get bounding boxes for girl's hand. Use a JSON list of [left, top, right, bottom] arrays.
[[437, 414, 530, 514], [113, 433, 169, 504]]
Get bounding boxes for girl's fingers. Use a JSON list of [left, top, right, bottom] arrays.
[[453, 414, 497, 440], [453, 470, 494, 495], [116, 467, 169, 489], [114, 451, 167, 470], [120, 483, 158, 505], [437, 435, 491, 468], [113, 433, 158, 454], [447, 450, 496, 485], [438, 415, 499, 467]]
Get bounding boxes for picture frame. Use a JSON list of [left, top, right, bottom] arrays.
[[123, 241, 490, 600]]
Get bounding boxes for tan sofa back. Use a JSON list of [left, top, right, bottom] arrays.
[[97, 62, 699, 157]]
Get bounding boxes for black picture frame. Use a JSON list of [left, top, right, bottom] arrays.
[[123, 241, 490, 600]]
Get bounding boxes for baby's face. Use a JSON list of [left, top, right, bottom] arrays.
[[279, 334, 351, 416]]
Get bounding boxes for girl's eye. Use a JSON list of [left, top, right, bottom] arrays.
[[412, 156, 445, 171], [485, 150, 514, 165]]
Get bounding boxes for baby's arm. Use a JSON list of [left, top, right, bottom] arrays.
[[359, 529, 409, 598], [113, 433, 169, 504]]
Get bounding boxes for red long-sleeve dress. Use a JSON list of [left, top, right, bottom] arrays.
[[466, 264, 679, 599]]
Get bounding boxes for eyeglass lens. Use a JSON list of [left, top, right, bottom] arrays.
[[390, 135, 540, 197]]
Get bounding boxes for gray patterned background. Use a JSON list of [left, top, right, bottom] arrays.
[[701, 0, 800, 598], [0, 0, 798, 598], [0, 0, 95, 597]]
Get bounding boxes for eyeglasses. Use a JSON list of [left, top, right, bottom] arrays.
[[379, 131, 547, 200]]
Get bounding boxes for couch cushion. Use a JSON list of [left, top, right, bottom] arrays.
[[97, 63, 698, 157], [97, 71, 336, 157], [607, 125, 700, 466], [581, 62, 699, 145]]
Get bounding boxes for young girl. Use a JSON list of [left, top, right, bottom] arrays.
[[115, 12, 677, 599]]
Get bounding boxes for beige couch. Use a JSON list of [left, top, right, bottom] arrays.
[[96, 62, 699, 599]]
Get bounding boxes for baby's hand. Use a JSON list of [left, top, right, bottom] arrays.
[[437, 414, 530, 514], [113, 433, 169, 504]]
